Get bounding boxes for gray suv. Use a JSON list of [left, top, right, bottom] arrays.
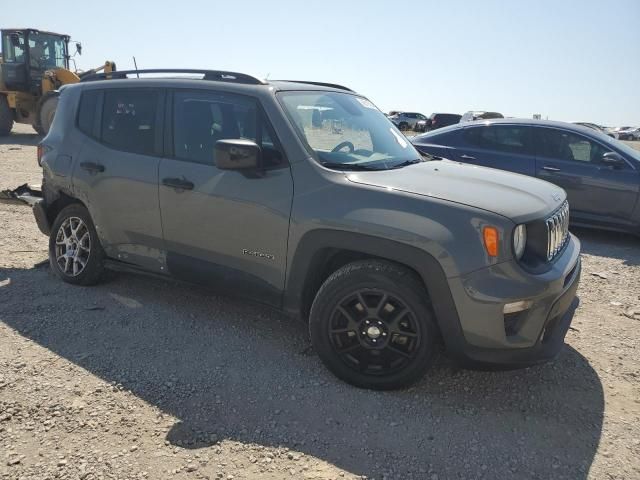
[[34, 69, 581, 390]]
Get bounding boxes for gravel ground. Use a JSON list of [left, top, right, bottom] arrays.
[[1, 124, 639, 480]]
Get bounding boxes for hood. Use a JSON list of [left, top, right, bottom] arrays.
[[345, 160, 566, 223]]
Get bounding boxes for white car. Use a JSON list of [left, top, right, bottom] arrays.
[[574, 122, 619, 139], [611, 126, 637, 140], [621, 127, 640, 141]]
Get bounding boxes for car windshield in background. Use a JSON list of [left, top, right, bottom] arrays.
[[278, 91, 423, 170]]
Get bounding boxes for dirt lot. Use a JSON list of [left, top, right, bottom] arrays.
[[1, 123, 639, 480]]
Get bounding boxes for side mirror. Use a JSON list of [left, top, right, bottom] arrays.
[[601, 151, 625, 169], [10, 33, 21, 47], [215, 139, 261, 170], [75, 42, 82, 55]]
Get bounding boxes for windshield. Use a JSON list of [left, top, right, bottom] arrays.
[[278, 91, 423, 170], [28, 32, 67, 69]]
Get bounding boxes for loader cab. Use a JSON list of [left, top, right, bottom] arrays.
[[1, 29, 70, 94]]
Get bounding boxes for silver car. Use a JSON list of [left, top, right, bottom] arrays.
[[388, 112, 428, 131]]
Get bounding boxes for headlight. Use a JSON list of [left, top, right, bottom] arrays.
[[513, 224, 527, 259]]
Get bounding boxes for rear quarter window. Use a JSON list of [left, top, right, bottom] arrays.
[[77, 90, 100, 137]]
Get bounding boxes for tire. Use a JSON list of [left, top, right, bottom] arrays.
[[36, 92, 59, 136], [0, 95, 14, 136], [309, 260, 437, 390], [49, 204, 105, 286], [398, 122, 409, 131]]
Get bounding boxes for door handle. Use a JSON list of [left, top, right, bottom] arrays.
[[80, 162, 105, 173], [460, 154, 476, 160], [542, 166, 561, 172], [162, 177, 194, 191]]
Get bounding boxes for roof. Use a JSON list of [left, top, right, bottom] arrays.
[[465, 118, 599, 131], [1, 28, 70, 38], [414, 117, 619, 143], [77, 69, 356, 94]]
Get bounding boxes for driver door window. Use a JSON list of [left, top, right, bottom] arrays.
[[173, 90, 285, 167], [538, 129, 606, 164]]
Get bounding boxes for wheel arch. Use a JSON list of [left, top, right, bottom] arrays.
[[283, 229, 464, 345], [45, 190, 87, 227]]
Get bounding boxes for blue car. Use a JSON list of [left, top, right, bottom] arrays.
[[412, 119, 640, 234]]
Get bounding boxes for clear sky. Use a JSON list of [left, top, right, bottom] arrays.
[[5, 0, 639, 125]]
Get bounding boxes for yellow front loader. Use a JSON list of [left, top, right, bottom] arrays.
[[0, 28, 115, 136]]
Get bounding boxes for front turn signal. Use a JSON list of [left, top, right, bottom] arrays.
[[483, 226, 499, 257]]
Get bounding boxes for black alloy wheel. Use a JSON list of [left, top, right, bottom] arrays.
[[328, 289, 421, 376], [309, 260, 437, 390]]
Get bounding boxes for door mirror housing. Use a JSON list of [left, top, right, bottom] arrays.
[[601, 151, 625, 169], [215, 139, 262, 170], [75, 42, 82, 55]]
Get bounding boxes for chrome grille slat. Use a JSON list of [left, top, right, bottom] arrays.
[[545, 201, 569, 261]]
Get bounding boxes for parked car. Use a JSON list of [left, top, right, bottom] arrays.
[[35, 69, 580, 390], [612, 126, 636, 140], [460, 111, 504, 122], [573, 122, 618, 139], [388, 111, 428, 131], [618, 127, 640, 141], [412, 119, 640, 234], [425, 113, 461, 131], [415, 119, 428, 132]]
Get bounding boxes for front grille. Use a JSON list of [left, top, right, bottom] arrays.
[[545, 201, 570, 261]]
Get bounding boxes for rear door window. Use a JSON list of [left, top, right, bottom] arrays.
[[101, 89, 159, 155], [464, 125, 533, 155]]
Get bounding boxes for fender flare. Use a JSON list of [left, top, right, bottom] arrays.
[[282, 229, 464, 347]]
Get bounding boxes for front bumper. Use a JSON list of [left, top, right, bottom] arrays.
[[441, 234, 581, 368]]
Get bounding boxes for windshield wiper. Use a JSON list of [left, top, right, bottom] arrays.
[[418, 152, 443, 161], [390, 158, 424, 169], [321, 162, 385, 171]]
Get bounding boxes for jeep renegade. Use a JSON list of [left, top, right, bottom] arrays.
[[33, 69, 581, 390]]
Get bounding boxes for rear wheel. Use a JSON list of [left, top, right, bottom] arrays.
[[309, 260, 437, 390], [49, 204, 105, 286], [36, 92, 59, 136], [398, 122, 409, 131], [0, 96, 14, 136]]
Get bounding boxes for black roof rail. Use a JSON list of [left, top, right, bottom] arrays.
[[273, 80, 354, 92], [80, 69, 266, 85]]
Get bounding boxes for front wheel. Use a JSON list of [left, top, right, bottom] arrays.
[[309, 260, 437, 390], [49, 204, 105, 285]]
